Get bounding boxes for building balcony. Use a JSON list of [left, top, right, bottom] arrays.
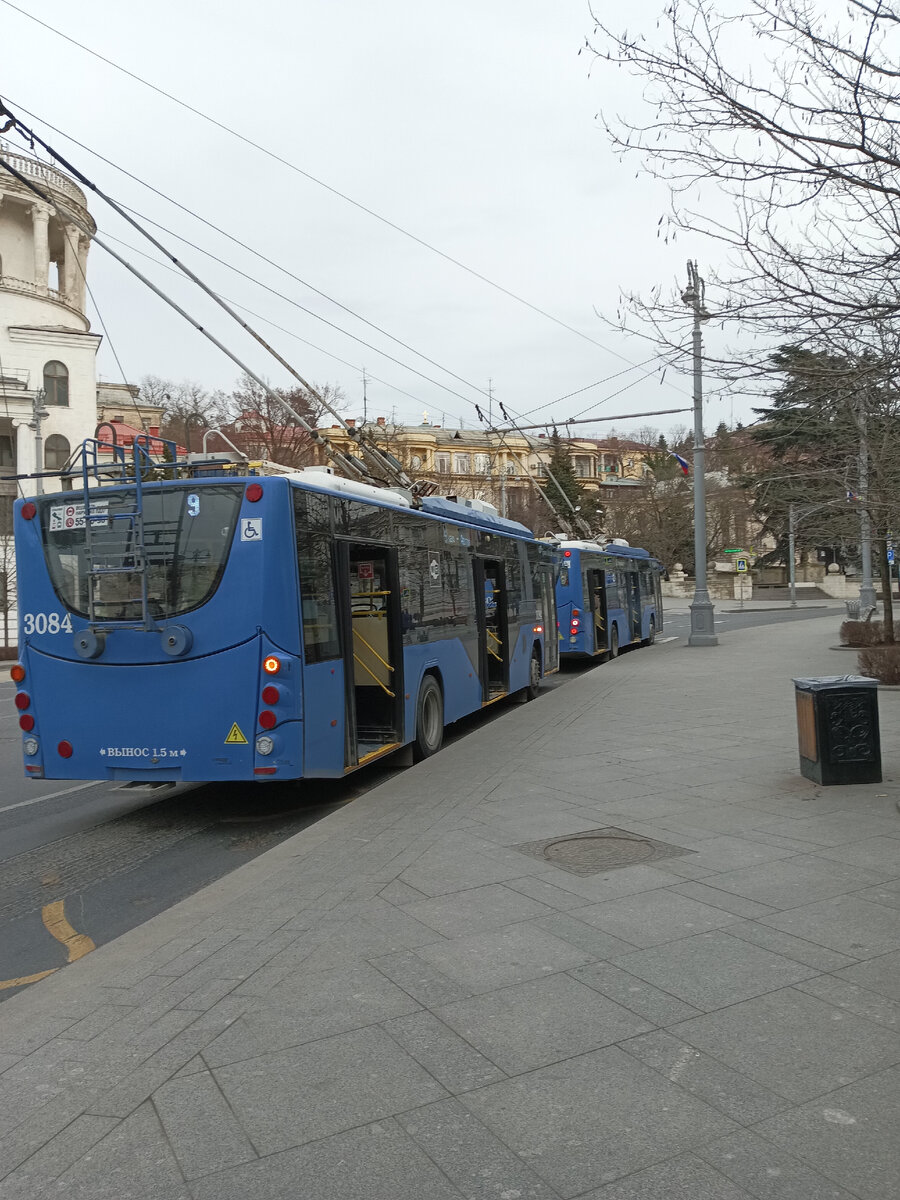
[[0, 144, 90, 211], [0, 275, 84, 319]]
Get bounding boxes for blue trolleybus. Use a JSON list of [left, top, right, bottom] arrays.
[[554, 539, 664, 659], [11, 442, 558, 783]]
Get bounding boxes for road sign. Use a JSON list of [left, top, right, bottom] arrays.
[[888, 550, 895, 565], [735, 558, 749, 573]]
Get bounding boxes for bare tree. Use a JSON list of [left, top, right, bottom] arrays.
[[591, 0, 900, 343], [224, 373, 343, 469]]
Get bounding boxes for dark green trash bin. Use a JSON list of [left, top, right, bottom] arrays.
[[793, 675, 881, 785]]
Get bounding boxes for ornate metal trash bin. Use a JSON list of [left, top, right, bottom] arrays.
[[793, 676, 881, 785]]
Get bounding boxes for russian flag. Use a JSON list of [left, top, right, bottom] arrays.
[[671, 452, 690, 476], [847, 489, 858, 501]]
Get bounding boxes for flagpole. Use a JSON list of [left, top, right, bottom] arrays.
[[681, 262, 718, 647]]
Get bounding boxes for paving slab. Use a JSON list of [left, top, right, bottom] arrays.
[[671, 987, 900, 1101]]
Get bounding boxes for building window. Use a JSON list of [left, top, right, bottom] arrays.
[[474, 453, 491, 475], [0, 436, 14, 468], [574, 456, 592, 478], [43, 361, 69, 407], [435, 452, 451, 474], [45, 434, 71, 471], [453, 454, 471, 474], [409, 454, 423, 470]]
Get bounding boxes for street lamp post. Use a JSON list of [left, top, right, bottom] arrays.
[[29, 389, 50, 496], [681, 261, 718, 647]]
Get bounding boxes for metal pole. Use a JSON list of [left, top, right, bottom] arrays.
[[788, 502, 797, 609], [858, 398, 877, 612], [682, 262, 717, 646], [30, 390, 48, 496]]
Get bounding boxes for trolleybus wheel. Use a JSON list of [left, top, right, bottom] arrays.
[[643, 617, 656, 646], [608, 626, 619, 659], [524, 647, 542, 701], [413, 675, 444, 761]]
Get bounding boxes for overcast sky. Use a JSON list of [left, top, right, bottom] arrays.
[[1, 0, 740, 438]]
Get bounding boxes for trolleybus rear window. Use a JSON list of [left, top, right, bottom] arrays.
[[38, 485, 243, 621]]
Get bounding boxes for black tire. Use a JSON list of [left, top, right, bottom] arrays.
[[608, 625, 619, 659], [643, 617, 656, 647], [519, 647, 542, 702], [413, 675, 444, 761]]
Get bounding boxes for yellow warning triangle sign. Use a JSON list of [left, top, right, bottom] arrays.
[[224, 722, 248, 745]]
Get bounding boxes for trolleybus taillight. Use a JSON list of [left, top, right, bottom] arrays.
[[21, 503, 36, 520], [10, 664, 25, 683], [261, 685, 279, 705], [14, 692, 30, 710], [57, 741, 73, 759], [263, 656, 281, 675], [245, 483, 263, 502], [19, 715, 35, 732], [259, 711, 277, 730]]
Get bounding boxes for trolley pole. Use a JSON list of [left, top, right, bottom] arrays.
[[681, 261, 718, 647]]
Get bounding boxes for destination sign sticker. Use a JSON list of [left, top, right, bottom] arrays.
[[49, 501, 109, 531]]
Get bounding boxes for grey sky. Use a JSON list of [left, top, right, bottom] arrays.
[[1, 0, 732, 436]]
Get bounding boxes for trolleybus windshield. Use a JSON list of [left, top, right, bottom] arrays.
[[37, 484, 243, 621]]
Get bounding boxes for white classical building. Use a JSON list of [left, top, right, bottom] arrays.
[[0, 142, 100, 489], [0, 142, 101, 648]]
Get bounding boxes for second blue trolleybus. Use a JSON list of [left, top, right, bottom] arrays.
[[555, 539, 664, 659], [11, 442, 558, 783]]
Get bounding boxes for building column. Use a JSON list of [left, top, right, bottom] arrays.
[[13, 419, 33, 479], [75, 234, 91, 311], [62, 224, 79, 301], [30, 204, 50, 289]]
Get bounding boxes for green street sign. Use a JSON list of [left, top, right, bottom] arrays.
[[724, 548, 745, 554]]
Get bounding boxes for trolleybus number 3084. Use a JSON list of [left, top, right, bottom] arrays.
[[22, 612, 74, 635]]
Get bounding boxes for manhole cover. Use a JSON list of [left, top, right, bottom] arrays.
[[513, 826, 692, 875], [543, 835, 656, 869]]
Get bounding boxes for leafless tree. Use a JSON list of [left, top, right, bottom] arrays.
[[590, 0, 900, 346]]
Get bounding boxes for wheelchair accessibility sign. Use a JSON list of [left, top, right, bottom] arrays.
[[241, 518, 263, 542]]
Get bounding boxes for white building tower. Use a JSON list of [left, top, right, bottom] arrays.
[[0, 143, 100, 508]]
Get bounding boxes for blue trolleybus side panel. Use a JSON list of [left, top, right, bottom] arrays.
[[12, 464, 558, 783]]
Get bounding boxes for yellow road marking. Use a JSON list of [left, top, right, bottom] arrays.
[[42, 901, 96, 962], [0, 901, 96, 992], [0, 968, 57, 991]]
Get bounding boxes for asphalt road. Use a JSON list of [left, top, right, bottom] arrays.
[[0, 603, 845, 1000]]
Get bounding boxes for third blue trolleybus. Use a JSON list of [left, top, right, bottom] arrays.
[[554, 539, 664, 659], [11, 440, 558, 784]]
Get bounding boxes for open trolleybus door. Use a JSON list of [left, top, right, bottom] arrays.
[[335, 542, 405, 768], [472, 556, 510, 702], [586, 567, 609, 656]]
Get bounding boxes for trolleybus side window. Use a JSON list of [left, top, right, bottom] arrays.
[[293, 490, 341, 662]]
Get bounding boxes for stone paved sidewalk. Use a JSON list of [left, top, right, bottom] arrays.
[[2, 613, 900, 1199]]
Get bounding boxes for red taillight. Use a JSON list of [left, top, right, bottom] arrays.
[[563, 549, 571, 557], [261, 685, 279, 705], [10, 664, 25, 683], [573, 609, 580, 617], [14, 693, 30, 710], [246, 483, 263, 502], [254, 766, 277, 775], [263, 656, 281, 675], [259, 710, 277, 729], [571, 619, 580, 629], [57, 741, 73, 758], [532, 625, 543, 634], [19, 715, 35, 732], [21, 502, 36, 520]]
